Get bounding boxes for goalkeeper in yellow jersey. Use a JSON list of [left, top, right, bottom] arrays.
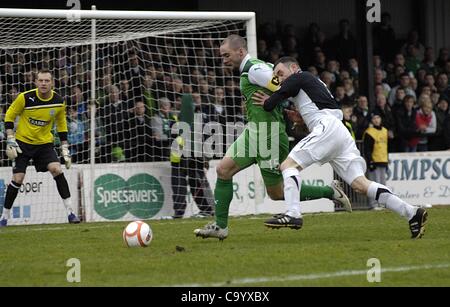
[[0, 69, 80, 227]]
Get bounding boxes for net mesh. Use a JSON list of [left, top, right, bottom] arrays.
[[0, 15, 249, 224]]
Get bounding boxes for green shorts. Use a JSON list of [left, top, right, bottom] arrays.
[[225, 127, 289, 187]]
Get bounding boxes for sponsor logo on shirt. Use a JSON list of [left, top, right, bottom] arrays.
[[29, 118, 50, 126]]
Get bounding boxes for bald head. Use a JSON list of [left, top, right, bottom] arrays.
[[220, 34, 248, 69], [221, 34, 247, 51]]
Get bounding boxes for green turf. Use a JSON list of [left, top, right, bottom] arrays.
[[1, 207, 449, 286]]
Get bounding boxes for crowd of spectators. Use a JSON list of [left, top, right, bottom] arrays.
[[0, 14, 449, 166], [257, 15, 450, 152]]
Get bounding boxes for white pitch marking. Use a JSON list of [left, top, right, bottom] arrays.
[[167, 263, 450, 287]]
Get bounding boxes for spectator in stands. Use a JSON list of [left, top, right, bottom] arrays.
[[374, 94, 396, 148], [421, 47, 439, 75], [206, 87, 228, 126], [435, 47, 449, 69], [56, 69, 70, 100], [395, 95, 418, 152], [125, 52, 145, 95], [302, 22, 321, 65], [199, 78, 213, 106], [320, 71, 334, 91], [339, 70, 351, 81], [429, 97, 449, 151], [334, 85, 350, 106], [374, 68, 391, 97], [393, 53, 408, 74], [348, 58, 359, 80], [4, 86, 19, 107], [405, 44, 422, 75], [419, 86, 432, 99], [128, 100, 153, 162], [313, 51, 327, 74], [373, 12, 396, 62], [268, 47, 282, 64], [67, 106, 87, 163], [373, 55, 386, 74], [119, 78, 133, 110], [150, 97, 177, 161], [70, 85, 88, 118], [410, 77, 419, 96], [374, 84, 385, 102], [307, 66, 319, 77], [444, 60, 450, 75], [141, 74, 157, 117], [23, 71, 35, 91], [363, 110, 388, 209], [424, 73, 438, 94], [99, 85, 130, 162], [416, 68, 428, 87], [257, 39, 270, 62], [375, 95, 395, 135], [206, 71, 217, 89], [353, 96, 370, 140], [330, 19, 357, 66], [258, 22, 277, 47], [168, 75, 184, 109], [401, 30, 425, 61], [283, 28, 300, 58], [436, 72, 450, 100], [342, 78, 356, 102], [388, 73, 416, 105], [97, 74, 113, 106], [341, 103, 356, 140], [414, 95, 437, 152], [391, 87, 406, 112], [326, 60, 340, 83]]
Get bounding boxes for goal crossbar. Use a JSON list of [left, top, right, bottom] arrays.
[[0, 8, 255, 21]]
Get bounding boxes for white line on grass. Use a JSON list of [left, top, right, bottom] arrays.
[[167, 263, 450, 287]]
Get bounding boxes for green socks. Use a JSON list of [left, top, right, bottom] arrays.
[[300, 184, 334, 201], [214, 178, 233, 228]]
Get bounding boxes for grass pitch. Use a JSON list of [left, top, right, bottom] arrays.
[[1, 207, 449, 287]]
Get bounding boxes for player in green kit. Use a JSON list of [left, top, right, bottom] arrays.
[[194, 35, 351, 240]]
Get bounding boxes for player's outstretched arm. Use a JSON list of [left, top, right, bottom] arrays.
[[253, 74, 302, 112]]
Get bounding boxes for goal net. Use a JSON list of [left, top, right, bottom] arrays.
[[0, 9, 258, 225]]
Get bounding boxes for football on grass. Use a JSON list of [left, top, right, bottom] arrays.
[[123, 221, 153, 247]]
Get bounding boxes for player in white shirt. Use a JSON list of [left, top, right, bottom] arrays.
[[253, 57, 427, 239]]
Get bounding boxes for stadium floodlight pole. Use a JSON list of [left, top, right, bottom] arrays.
[[89, 5, 97, 222]]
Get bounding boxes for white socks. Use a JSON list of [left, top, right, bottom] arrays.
[[367, 182, 417, 220], [282, 168, 302, 218], [1, 208, 10, 220], [63, 198, 74, 215]]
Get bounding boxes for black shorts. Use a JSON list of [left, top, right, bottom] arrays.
[[13, 140, 60, 174]]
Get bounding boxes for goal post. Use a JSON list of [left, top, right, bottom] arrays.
[[0, 8, 260, 225]]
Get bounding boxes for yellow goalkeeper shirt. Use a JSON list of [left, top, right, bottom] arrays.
[[5, 89, 68, 145]]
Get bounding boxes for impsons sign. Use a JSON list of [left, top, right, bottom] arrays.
[[386, 152, 450, 206]]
